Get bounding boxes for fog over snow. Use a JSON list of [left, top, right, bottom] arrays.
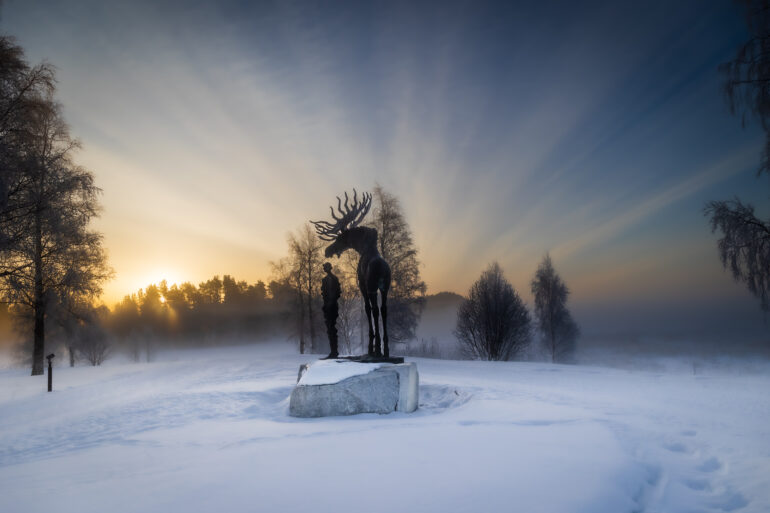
[[0, 343, 767, 513]]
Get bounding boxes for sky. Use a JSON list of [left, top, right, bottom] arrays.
[[2, 0, 768, 342]]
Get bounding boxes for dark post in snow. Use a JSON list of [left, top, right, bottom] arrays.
[[46, 353, 55, 392]]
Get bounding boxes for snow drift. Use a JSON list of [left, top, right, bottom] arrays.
[[0, 343, 767, 513]]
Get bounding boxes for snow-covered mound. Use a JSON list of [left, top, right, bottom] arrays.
[[297, 359, 386, 386], [0, 343, 767, 513]]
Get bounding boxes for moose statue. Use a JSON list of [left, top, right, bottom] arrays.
[[311, 189, 393, 358]]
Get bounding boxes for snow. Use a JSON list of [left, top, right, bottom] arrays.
[[0, 343, 768, 513], [297, 359, 386, 386]]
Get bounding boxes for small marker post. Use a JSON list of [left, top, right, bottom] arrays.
[[46, 353, 55, 392]]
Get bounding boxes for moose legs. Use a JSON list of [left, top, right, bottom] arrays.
[[380, 289, 389, 358], [363, 291, 389, 357], [363, 294, 375, 355], [368, 292, 382, 356]]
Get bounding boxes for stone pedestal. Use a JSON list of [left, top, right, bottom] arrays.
[[289, 360, 419, 417]]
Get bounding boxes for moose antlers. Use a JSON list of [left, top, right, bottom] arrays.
[[311, 189, 372, 241]]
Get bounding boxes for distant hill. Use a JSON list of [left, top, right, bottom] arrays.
[[425, 291, 464, 309]]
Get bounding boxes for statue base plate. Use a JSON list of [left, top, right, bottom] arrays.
[[336, 354, 405, 364]]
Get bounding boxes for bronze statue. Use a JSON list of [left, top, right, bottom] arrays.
[[321, 262, 341, 359], [311, 190, 393, 358]]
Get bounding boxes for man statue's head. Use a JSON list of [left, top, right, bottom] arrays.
[[323, 262, 332, 273]]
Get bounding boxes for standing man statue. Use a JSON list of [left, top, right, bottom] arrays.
[[321, 262, 342, 359]]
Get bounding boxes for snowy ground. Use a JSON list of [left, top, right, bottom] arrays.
[[0, 343, 768, 513]]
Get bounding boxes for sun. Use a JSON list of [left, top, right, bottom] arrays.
[[132, 268, 185, 294]]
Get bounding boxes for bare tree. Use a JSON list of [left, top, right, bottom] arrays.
[[0, 56, 111, 375], [287, 224, 325, 353], [706, 0, 770, 312], [77, 307, 110, 366], [0, 37, 55, 257], [455, 262, 531, 361], [272, 257, 305, 352], [333, 254, 363, 354], [50, 296, 84, 367], [270, 224, 324, 355], [707, 200, 770, 310], [531, 254, 579, 363], [369, 184, 426, 344], [52, 298, 110, 366], [721, 0, 770, 177]]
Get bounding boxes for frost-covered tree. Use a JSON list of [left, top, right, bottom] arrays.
[[270, 224, 324, 354], [53, 300, 110, 367], [0, 37, 55, 257], [455, 262, 531, 361], [706, 200, 769, 310], [531, 254, 579, 363], [0, 64, 110, 374], [705, 0, 770, 312], [76, 307, 110, 366]]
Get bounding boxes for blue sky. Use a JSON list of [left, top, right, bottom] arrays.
[[3, 0, 768, 341]]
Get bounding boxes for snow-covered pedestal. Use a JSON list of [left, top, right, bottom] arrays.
[[289, 359, 419, 417]]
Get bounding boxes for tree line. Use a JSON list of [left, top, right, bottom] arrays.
[[105, 276, 294, 362]]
